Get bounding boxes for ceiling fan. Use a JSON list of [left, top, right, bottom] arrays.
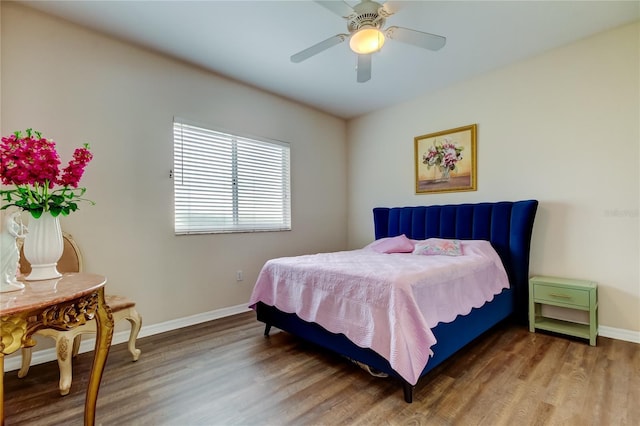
[[290, 0, 446, 83]]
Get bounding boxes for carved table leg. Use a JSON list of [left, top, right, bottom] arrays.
[[1, 314, 27, 425], [84, 288, 114, 426], [1, 354, 4, 426]]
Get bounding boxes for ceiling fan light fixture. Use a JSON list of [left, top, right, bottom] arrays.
[[349, 27, 385, 54]]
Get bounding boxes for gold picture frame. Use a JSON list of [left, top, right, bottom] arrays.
[[415, 124, 477, 194]]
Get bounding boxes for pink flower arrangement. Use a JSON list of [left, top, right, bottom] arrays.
[[422, 137, 464, 172], [0, 129, 94, 218]]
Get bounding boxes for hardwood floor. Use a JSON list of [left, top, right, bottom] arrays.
[[3, 311, 639, 425]]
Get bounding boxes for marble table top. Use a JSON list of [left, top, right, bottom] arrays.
[[0, 273, 107, 315]]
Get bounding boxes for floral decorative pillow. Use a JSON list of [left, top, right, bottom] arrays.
[[413, 238, 463, 256], [366, 234, 415, 254]]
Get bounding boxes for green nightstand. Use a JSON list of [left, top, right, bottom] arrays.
[[529, 276, 598, 346]]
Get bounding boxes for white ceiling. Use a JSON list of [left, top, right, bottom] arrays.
[[18, 0, 640, 119]]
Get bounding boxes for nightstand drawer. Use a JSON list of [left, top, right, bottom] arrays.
[[533, 284, 589, 308]]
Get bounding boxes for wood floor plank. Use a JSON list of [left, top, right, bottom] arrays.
[[3, 312, 639, 425]]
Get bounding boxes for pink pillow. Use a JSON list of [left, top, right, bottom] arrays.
[[366, 234, 415, 254], [413, 238, 463, 256]]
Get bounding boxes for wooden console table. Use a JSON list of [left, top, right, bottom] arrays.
[[0, 273, 114, 426]]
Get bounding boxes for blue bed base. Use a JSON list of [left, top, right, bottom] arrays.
[[256, 200, 538, 402]]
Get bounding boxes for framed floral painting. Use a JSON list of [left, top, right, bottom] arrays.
[[414, 124, 477, 194]]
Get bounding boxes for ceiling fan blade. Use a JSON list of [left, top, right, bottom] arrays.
[[314, 1, 356, 19], [290, 34, 349, 63], [356, 54, 371, 83], [378, 1, 401, 18], [385, 26, 446, 51]]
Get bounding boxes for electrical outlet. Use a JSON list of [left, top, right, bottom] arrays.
[[236, 270, 243, 282]]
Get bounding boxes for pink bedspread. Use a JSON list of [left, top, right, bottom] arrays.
[[248, 240, 509, 385]]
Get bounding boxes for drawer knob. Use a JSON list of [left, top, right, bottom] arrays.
[[549, 293, 572, 299]]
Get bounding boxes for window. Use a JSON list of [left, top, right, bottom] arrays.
[[173, 119, 291, 234]]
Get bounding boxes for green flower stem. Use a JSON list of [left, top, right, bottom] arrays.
[[24, 184, 39, 207], [29, 182, 50, 212]]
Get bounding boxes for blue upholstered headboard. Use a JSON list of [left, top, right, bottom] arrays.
[[373, 200, 538, 324]]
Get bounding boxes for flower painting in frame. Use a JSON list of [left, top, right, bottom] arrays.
[[414, 124, 477, 194]]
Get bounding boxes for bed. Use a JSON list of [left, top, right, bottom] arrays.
[[249, 200, 538, 402]]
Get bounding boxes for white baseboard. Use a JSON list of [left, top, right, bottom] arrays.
[[3, 303, 251, 373], [599, 325, 640, 344], [4, 306, 638, 372]]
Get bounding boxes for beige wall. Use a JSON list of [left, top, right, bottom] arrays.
[[347, 22, 640, 333], [1, 3, 348, 327]]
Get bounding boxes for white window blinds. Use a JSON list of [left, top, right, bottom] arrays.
[[173, 120, 291, 234]]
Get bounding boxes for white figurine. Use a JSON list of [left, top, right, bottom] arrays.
[[1, 211, 27, 293]]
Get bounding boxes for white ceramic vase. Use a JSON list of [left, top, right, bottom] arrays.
[[23, 211, 64, 281]]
